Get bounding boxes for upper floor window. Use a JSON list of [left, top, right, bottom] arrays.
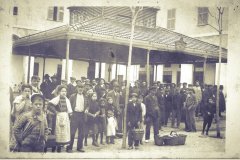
[[167, 9, 176, 30], [13, 7, 18, 15], [47, 6, 64, 22], [198, 7, 208, 26]]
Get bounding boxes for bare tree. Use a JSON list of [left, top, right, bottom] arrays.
[[208, 7, 224, 138]]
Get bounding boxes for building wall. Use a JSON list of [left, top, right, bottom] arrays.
[[156, 0, 228, 48], [12, 0, 70, 33], [205, 63, 216, 85], [226, 2, 240, 154], [11, 54, 24, 84], [34, 57, 62, 79], [72, 60, 89, 80]]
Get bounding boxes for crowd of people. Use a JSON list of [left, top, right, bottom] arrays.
[[9, 73, 226, 152]]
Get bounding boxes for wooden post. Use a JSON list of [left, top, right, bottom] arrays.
[[216, 31, 222, 138], [65, 39, 70, 83], [27, 35, 31, 83], [42, 57, 46, 83], [99, 62, 102, 78], [203, 55, 207, 85], [122, 7, 142, 149], [155, 64, 158, 81], [115, 62, 118, 80], [146, 49, 150, 88]]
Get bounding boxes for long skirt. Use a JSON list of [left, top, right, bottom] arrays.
[[106, 117, 117, 136], [55, 112, 70, 145]]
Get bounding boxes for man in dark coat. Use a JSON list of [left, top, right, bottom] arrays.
[[157, 87, 165, 129], [107, 84, 122, 134], [219, 85, 226, 117], [67, 77, 76, 98], [171, 88, 182, 128], [144, 86, 160, 142], [127, 93, 142, 149], [185, 89, 197, 132], [180, 82, 188, 130], [164, 90, 172, 126], [40, 74, 52, 99]]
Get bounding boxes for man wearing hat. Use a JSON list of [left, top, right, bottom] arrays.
[[127, 93, 142, 149], [144, 86, 160, 143], [40, 74, 52, 99], [67, 83, 87, 153], [61, 79, 67, 85], [157, 86, 165, 129], [13, 93, 49, 152], [67, 77, 76, 98], [180, 82, 188, 130], [185, 88, 197, 132], [107, 83, 122, 134], [50, 75, 58, 93], [193, 80, 202, 117]]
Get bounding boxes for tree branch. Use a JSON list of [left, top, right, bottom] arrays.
[[207, 23, 219, 32]]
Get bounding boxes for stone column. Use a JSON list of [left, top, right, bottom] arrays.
[[180, 64, 194, 85]]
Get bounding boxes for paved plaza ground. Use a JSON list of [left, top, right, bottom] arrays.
[[44, 114, 226, 159]]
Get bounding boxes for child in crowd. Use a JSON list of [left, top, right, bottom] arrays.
[[85, 92, 100, 147], [97, 98, 107, 145], [106, 97, 117, 144], [127, 93, 142, 150]]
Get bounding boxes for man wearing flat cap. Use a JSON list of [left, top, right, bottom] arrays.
[[67, 77, 77, 98], [67, 83, 88, 153], [126, 93, 142, 149], [185, 88, 197, 132], [107, 82, 122, 134], [144, 86, 159, 142], [180, 82, 188, 131]]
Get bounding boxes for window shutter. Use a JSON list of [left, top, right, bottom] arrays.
[[47, 6, 54, 20], [58, 7, 64, 22], [198, 7, 208, 25]]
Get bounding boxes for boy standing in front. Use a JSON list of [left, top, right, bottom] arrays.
[[127, 93, 142, 149]]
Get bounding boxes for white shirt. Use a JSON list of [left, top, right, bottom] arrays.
[[141, 103, 146, 117], [75, 94, 84, 112]]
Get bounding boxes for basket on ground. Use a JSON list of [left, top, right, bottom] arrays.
[[163, 131, 187, 146], [132, 128, 144, 141]]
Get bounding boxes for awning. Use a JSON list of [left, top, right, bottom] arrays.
[[13, 17, 227, 64]]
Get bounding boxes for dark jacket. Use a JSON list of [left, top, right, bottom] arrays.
[[14, 111, 48, 146], [67, 83, 77, 98], [172, 92, 182, 110], [219, 91, 226, 112], [165, 93, 173, 111], [144, 94, 159, 118], [203, 100, 216, 118], [127, 102, 142, 128], [157, 93, 165, 110]]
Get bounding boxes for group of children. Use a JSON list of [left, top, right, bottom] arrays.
[[83, 92, 146, 149]]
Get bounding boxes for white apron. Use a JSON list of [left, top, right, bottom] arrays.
[[55, 112, 70, 144], [107, 116, 117, 136]]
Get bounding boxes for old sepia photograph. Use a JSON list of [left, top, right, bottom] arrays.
[[0, 0, 240, 159]]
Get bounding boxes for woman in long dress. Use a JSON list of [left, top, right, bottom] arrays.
[[48, 85, 72, 152]]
